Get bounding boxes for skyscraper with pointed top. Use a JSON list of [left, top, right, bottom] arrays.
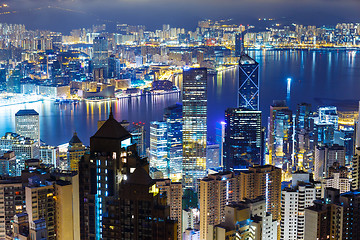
[[238, 53, 260, 110]]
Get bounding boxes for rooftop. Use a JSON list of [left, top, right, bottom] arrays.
[[15, 109, 39, 116]]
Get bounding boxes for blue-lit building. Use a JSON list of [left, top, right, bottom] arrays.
[[149, 121, 168, 177], [238, 54, 259, 110], [78, 112, 146, 239], [182, 68, 207, 189], [164, 103, 183, 180], [93, 37, 108, 78], [268, 101, 293, 169], [223, 108, 262, 171], [314, 122, 335, 147], [215, 121, 226, 168]]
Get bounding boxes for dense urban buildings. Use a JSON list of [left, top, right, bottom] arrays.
[[0, 12, 359, 240]]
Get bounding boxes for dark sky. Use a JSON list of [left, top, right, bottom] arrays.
[[0, 0, 359, 33]]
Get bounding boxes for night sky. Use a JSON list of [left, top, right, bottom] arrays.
[[0, 0, 359, 33]]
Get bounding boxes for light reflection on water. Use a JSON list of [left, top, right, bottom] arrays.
[[0, 50, 359, 145]]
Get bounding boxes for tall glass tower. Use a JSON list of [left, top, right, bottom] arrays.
[[223, 108, 262, 171], [182, 68, 207, 189], [93, 37, 109, 77], [238, 54, 259, 110], [15, 109, 40, 144]]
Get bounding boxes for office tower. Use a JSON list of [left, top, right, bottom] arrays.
[[0, 179, 24, 238], [39, 145, 59, 167], [78, 112, 148, 239], [107, 54, 116, 78], [280, 181, 322, 240], [92, 37, 108, 77], [238, 53, 259, 110], [314, 144, 346, 181], [67, 132, 86, 171], [314, 122, 335, 146], [239, 165, 282, 220], [199, 172, 239, 240], [25, 180, 56, 239], [150, 121, 168, 177], [0, 151, 16, 176], [182, 68, 207, 189], [223, 108, 262, 170], [318, 106, 338, 130], [339, 127, 354, 165], [206, 143, 220, 169], [15, 109, 40, 144], [215, 121, 225, 168], [164, 104, 183, 181], [352, 147, 360, 190], [268, 100, 293, 168], [129, 122, 146, 158], [155, 179, 183, 239], [294, 103, 314, 170], [207, 198, 277, 240]]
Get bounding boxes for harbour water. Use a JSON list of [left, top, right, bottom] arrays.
[[0, 49, 359, 146]]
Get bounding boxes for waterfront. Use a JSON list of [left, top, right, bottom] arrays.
[[0, 49, 359, 146]]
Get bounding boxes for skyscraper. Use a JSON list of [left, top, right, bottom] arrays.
[[223, 108, 262, 170], [182, 68, 207, 189], [67, 132, 86, 171], [150, 121, 168, 177], [238, 54, 259, 110], [268, 100, 293, 168], [78, 112, 147, 239], [92, 37, 108, 78], [15, 109, 40, 144], [164, 103, 183, 181]]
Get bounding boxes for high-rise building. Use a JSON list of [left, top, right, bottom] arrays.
[[78, 112, 148, 239], [92, 37, 108, 77], [294, 103, 314, 170], [223, 108, 262, 170], [25, 180, 56, 239], [164, 104, 183, 181], [0, 179, 24, 238], [155, 179, 183, 239], [182, 68, 207, 189], [234, 32, 244, 57], [39, 145, 59, 168], [0, 133, 39, 176], [129, 122, 146, 158], [199, 172, 239, 240], [67, 132, 86, 171], [305, 197, 344, 240], [340, 191, 360, 240], [206, 143, 220, 170], [314, 144, 345, 181], [239, 165, 282, 220], [0, 151, 16, 176], [207, 198, 277, 240], [318, 106, 338, 130], [268, 100, 293, 168], [150, 121, 168, 177], [215, 121, 225, 168], [280, 180, 322, 240], [238, 54, 259, 110], [352, 147, 360, 190], [314, 122, 335, 146], [15, 109, 40, 144]]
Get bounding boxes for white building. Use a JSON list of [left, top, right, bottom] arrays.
[[280, 182, 322, 240]]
